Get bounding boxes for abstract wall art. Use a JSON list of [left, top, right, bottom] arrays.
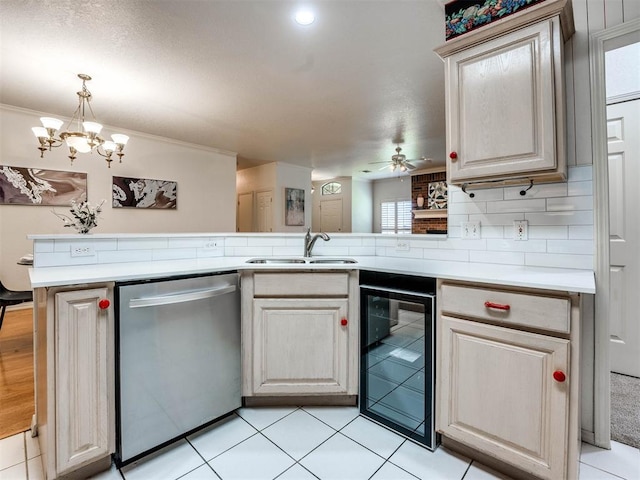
[[0, 165, 87, 206], [285, 187, 305, 226], [427, 181, 448, 210], [112, 176, 177, 209]]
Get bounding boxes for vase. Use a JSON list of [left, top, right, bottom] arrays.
[[417, 195, 425, 209]]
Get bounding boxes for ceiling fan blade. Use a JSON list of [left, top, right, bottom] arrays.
[[378, 164, 392, 171], [368, 160, 392, 165], [405, 162, 417, 170]]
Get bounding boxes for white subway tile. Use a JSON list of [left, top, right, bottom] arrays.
[[525, 252, 593, 270], [35, 253, 96, 267], [478, 226, 505, 238], [547, 239, 594, 255], [486, 238, 547, 252], [528, 226, 568, 239], [228, 246, 273, 257], [272, 246, 303, 257], [322, 237, 362, 247], [568, 181, 593, 196], [408, 239, 441, 250], [34, 240, 54, 253], [168, 238, 207, 249], [504, 182, 568, 200], [247, 237, 287, 247], [310, 246, 350, 256], [197, 248, 224, 258], [486, 198, 546, 214], [375, 237, 398, 248], [362, 237, 376, 247], [98, 250, 153, 264], [525, 211, 593, 226], [469, 212, 528, 225], [546, 195, 593, 211], [469, 250, 525, 265], [447, 226, 462, 238], [448, 201, 487, 215], [118, 238, 168, 250], [423, 249, 469, 262], [439, 238, 487, 251], [348, 246, 376, 256], [447, 214, 469, 226], [286, 237, 304, 246], [224, 237, 248, 247], [451, 188, 503, 203], [568, 165, 593, 182], [569, 226, 594, 240], [152, 249, 197, 261], [382, 248, 424, 259]]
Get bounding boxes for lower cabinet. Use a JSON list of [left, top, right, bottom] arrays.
[[437, 281, 580, 480], [242, 271, 359, 400], [35, 284, 114, 479]]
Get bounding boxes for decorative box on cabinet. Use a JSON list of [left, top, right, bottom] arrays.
[[241, 271, 359, 403], [34, 284, 115, 479], [434, 0, 575, 190], [436, 280, 581, 480]]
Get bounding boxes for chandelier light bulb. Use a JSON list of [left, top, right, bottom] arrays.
[[111, 134, 129, 146], [40, 117, 64, 131], [32, 126, 48, 139], [102, 141, 116, 152], [83, 121, 103, 134]]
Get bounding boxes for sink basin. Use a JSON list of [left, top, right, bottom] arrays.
[[307, 258, 358, 264], [246, 258, 307, 264]]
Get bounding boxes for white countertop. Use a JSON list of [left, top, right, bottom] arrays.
[[28, 256, 595, 293]]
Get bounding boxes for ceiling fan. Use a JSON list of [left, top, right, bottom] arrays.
[[370, 146, 429, 173]]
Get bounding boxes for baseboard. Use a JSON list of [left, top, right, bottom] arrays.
[[243, 395, 357, 407], [581, 428, 595, 445]]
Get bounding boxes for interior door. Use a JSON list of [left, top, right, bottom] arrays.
[[608, 99, 640, 377], [320, 198, 343, 232], [256, 190, 273, 233], [237, 192, 254, 232]]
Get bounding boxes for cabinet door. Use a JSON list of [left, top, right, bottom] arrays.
[[55, 288, 111, 474], [446, 19, 560, 183], [438, 316, 569, 480], [252, 298, 350, 395]]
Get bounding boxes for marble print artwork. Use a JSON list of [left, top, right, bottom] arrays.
[[0, 165, 87, 206], [112, 176, 177, 209], [285, 187, 305, 226]]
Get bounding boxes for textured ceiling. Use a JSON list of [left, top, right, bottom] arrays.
[[0, 1, 447, 180]]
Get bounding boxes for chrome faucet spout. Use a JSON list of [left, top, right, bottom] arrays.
[[304, 228, 331, 257]]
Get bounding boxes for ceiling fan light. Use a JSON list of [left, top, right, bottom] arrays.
[[295, 10, 315, 25], [83, 121, 103, 134], [40, 117, 64, 131]]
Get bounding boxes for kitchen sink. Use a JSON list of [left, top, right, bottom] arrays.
[[307, 258, 358, 264], [245, 258, 307, 264]]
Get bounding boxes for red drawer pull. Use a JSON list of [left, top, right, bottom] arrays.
[[98, 298, 110, 310], [449, 151, 458, 160], [340, 318, 348, 326], [484, 301, 510, 311], [553, 370, 566, 383]]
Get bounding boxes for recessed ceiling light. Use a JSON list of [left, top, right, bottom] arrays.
[[295, 9, 315, 26]]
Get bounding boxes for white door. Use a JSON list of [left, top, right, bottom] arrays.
[[237, 192, 254, 232], [608, 99, 640, 377], [256, 190, 273, 233], [320, 198, 343, 232]]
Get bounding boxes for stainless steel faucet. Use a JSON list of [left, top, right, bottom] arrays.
[[304, 227, 330, 257]]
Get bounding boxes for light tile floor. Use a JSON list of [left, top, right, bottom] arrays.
[[1, 407, 639, 479]]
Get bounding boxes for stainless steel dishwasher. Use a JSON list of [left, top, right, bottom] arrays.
[[115, 272, 241, 466]]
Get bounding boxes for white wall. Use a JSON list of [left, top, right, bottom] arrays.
[[0, 105, 237, 290], [351, 178, 373, 233]]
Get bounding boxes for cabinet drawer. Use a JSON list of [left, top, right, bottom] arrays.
[[440, 284, 570, 333], [254, 272, 349, 297]]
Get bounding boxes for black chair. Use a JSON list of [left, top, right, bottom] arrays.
[[0, 281, 33, 331]]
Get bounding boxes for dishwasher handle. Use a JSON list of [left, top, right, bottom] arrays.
[[129, 284, 237, 309]]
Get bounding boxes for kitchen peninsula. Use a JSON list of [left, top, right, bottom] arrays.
[[28, 232, 594, 480]]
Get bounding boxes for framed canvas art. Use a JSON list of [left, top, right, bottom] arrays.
[[285, 187, 305, 226], [112, 176, 177, 209], [0, 165, 87, 205], [428, 181, 448, 210]]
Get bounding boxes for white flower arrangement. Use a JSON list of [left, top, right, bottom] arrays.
[[53, 199, 105, 234]]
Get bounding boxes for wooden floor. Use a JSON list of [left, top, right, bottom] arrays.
[[0, 306, 34, 440]]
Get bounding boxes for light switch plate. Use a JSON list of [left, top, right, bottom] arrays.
[[462, 221, 481, 239], [514, 220, 528, 241]]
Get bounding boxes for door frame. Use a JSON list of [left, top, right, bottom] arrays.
[[589, 18, 640, 448]]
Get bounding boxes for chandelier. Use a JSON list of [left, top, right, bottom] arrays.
[[31, 73, 129, 168]]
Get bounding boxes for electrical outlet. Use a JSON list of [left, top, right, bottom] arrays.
[[462, 221, 481, 239], [70, 245, 95, 257], [514, 220, 528, 241], [203, 240, 219, 249], [395, 239, 410, 251]]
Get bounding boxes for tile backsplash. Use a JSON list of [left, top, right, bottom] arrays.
[[30, 166, 594, 271]]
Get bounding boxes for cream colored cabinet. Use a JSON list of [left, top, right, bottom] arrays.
[[34, 284, 114, 479], [242, 271, 358, 401], [437, 281, 580, 480], [434, 0, 574, 187]]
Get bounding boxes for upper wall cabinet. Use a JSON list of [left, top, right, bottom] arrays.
[[435, 0, 575, 188]]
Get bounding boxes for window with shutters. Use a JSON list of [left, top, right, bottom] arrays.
[[381, 200, 412, 234]]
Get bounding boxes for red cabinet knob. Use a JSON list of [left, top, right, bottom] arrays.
[[484, 301, 510, 311], [553, 370, 566, 383], [340, 318, 348, 326], [449, 151, 458, 160], [98, 298, 110, 310]]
